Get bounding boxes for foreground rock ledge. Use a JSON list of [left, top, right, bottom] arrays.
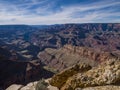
[[50, 59, 120, 90], [49, 63, 92, 89], [6, 59, 120, 90]]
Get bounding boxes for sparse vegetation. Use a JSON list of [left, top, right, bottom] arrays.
[[35, 79, 49, 90]]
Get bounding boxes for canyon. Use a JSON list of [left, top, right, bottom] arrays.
[[0, 23, 120, 90]]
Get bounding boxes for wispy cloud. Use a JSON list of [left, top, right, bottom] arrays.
[[0, 0, 120, 24]]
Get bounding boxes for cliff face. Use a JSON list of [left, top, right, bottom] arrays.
[[0, 47, 54, 90], [63, 45, 116, 62], [0, 60, 53, 90], [38, 45, 117, 71], [50, 59, 120, 90]]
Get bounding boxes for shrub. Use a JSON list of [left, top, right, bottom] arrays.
[[35, 79, 49, 90]]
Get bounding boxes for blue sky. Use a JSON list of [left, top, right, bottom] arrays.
[[0, 0, 120, 25]]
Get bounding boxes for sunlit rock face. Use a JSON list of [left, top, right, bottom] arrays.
[[38, 45, 117, 71], [50, 59, 120, 90]]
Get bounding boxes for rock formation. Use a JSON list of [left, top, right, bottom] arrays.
[[50, 59, 120, 90], [1, 24, 120, 60], [6, 79, 59, 90], [38, 45, 117, 71], [49, 63, 92, 89], [0, 24, 120, 90], [63, 45, 116, 62], [31, 23, 120, 56], [6, 59, 120, 90]]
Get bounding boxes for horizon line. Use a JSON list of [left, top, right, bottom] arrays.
[[0, 22, 120, 26]]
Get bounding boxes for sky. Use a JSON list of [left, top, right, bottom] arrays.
[[0, 0, 120, 25]]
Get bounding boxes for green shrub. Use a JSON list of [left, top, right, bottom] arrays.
[[35, 79, 49, 90]]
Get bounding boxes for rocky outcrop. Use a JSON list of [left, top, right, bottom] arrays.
[[6, 84, 23, 90], [6, 82, 38, 90], [49, 63, 92, 89], [7, 83, 120, 90], [50, 59, 120, 90], [6, 59, 120, 90], [6, 79, 59, 90]]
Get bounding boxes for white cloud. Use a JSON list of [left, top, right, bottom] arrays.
[[0, 0, 120, 24]]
